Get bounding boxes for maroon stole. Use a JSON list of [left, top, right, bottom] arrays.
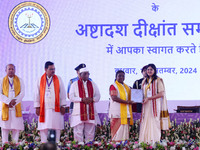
[[78, 79, 95, 121], [152, 80, 157, 117]]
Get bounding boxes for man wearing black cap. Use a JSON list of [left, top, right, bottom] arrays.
[[67, 64, 92, 113], [69, 67, 100, 143]]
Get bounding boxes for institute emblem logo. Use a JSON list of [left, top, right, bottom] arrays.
[[9, 2, 50, 44]]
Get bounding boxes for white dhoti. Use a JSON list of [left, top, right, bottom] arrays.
[[0, 109, 24, 144], [38, 109, 64, 143], [38, 109, 64, 130], [71, 114, 97, 143], [40, 129, 60, 143], [0, 109, 24, 130], [70, 112, 99, 143], [73, 123, 95, 143], [2, 129, 20, 144]]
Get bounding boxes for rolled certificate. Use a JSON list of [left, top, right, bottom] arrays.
[[131, 89, 143, 103]]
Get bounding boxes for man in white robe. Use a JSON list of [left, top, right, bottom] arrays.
[[0, 64, 24, 145], [34, 61, 67, 143], [69, 68, 100, 143]]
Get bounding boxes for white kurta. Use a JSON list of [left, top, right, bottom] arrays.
[[109, 83, 131, 119], [0, 77, 24, 130], [69, 80, 101, 127], [34, 75, 67, 130]]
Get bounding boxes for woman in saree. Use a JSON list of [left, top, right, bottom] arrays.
[[139, 64, 171, 144], [109, 70, 134, 141]]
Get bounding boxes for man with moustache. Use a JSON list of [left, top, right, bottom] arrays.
[[0, 64, 25, 145], [34, 61, 67, 143], [69, 68, 100, 143], [67, 64, 86, 113]]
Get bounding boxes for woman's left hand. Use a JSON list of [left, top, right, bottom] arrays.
[[143, 97, 149, 104]]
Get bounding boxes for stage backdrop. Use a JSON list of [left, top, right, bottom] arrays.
[[0, 0, 200, 107]]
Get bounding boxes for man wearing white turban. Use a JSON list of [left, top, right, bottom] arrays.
[[69, 68, 100, 143]]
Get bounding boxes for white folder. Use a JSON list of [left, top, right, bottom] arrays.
[[131, 89, 143, 103]]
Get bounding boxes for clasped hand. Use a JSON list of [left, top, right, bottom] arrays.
[[82, 97, 93, 104], [8, 99, 16, 108]]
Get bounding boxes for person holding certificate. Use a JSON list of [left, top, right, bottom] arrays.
[[139, 64, 171, 144], [132, 65, 148, 112], [69, 68, 100, 143], [109, 70, 134, 141]]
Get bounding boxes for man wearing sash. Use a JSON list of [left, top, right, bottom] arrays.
[[67, 63, 89, 113], [109, 70, 134, 141], [69, 68, 100, 143], [0, 64, 25, 144], [139, 64, 171, 144], [34, 61, 67, 143]]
